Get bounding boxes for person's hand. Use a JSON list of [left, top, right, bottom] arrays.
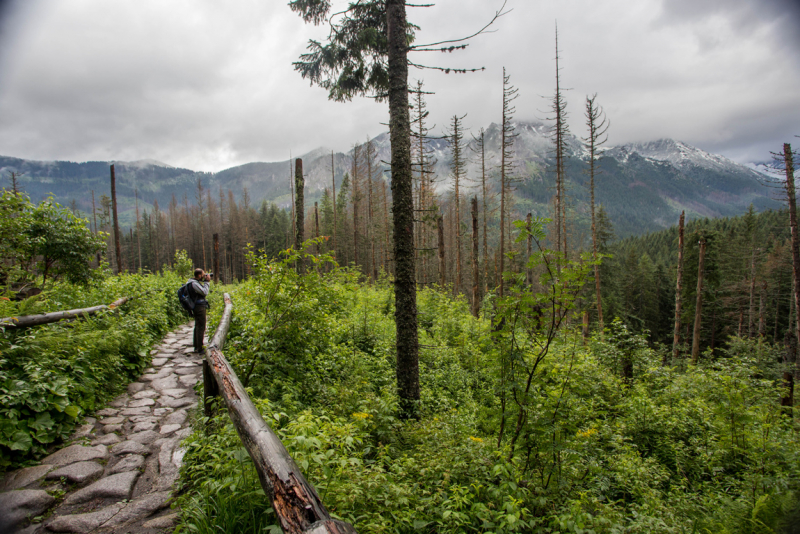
[[205, 274, 211, 282]]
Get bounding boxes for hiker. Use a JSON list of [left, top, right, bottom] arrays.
[[189, 268, 211, 354]]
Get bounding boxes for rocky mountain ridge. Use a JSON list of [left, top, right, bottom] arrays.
[[0, 121, 778, 237]]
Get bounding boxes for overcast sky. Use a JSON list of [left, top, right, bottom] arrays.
[[0, 0, 798, 172]]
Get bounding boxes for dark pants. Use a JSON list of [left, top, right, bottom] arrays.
[[193, 304, 207, 353]]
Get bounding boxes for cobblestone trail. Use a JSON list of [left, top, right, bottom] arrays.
[[0, 323, 203, 534]]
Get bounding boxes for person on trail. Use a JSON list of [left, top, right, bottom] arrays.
[[189, 268, 211, 354]]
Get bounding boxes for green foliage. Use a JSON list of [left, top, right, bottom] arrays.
[[173, 249, 193, 279], [178, 231, 800, 533], [0, 190, 106, 287], [0, 271, 187, 469]]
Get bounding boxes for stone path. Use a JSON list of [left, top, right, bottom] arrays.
[[0, 323, 203, 534]]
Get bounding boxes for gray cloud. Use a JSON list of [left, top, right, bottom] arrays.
[[0, 0, 797, 172]]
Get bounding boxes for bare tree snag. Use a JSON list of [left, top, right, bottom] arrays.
[[759, 281, 767, 338], [749, 249, 757, 338], [499, 67, 518, 297], [584, 94, 608, 332], [213, 233, 220, 284], [671, 211, 685, 363], [526, 213, 532, 288], [331, 151, 337, 261], [438, 215, 445, 288], [782, 143, 800, 385], [471, 197, 479, 317], [110, 165, 122, 274], [295, 158, 305, 272], [204, 294, 357, 534], [691, 238, 707, 364]]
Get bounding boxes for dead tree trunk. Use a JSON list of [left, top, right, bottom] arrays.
[[749, 249, 757, 338], [438, 215, 445, 288], [295, 158, 304, 273], [110, 165, 122, 274], [314, 202, 320, 257], [1, 296, 130, 328], [204, 294, 357, 534], [691, 238, 707, 364], [670, 211, 685, 364], [331, 152, 337, 261], [526, 213, 532, 288], [471, 197, 479, 317], [783, 143, 800, 385], [213, 233, 220, 284], [759, 281, 767, 338]]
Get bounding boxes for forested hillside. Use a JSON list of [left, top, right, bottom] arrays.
[[601, 206, 794, 352]]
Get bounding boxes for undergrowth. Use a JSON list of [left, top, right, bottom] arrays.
[[0, 269, 189, 469], [176, 248, 800, 533]]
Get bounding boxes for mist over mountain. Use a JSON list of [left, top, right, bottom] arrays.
[[0, 120, 778, 236]]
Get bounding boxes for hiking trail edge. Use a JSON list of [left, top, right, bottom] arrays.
[[0, 322, 204, 534]]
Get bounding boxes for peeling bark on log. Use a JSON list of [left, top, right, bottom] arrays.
[[0, 297, 130, 328], [204, 293, 357, 534]]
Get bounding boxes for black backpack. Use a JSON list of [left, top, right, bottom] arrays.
[[177, 283, 195, 315]]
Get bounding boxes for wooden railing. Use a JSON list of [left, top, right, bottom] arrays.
[[204, 293, 357, 534]]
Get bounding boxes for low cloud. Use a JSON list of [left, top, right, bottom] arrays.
[[0, 0, 797, 171]]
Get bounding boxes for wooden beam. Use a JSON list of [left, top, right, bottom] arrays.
[[204, 293, 357, 534]]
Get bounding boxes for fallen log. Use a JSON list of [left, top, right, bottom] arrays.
[[205, 293, 357, 534], [0, 297, 130, 329]]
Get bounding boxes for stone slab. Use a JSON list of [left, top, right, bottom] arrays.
[[0, 465, 53, 492], [132, 389, 159, 399], [45, 502, 124, 532], [109, 454, 145, 474], [128, 398, 155, 408], [127, 382, 146, 395], [127, 430, 161, 445], [153, 407, 173, 416], [151, 377, 179, 392], [159, 424, 181, 435], [70, 424, 94, 440], [98, 416, 124, 425], [0, 489, 55, 532], [142, 513, 178, 529], [151, 358, 168, 367], [41, 444, 107, 467], [112, 440, 150, 456], [178, 374, 199, 387], [119, 407, 152, 416], [158, 396, 195, 409], [99, 490, 172, 528], [102, 424, 123, 434], [161, 388, 188, 398], [91, 433, 121, 446], [45, 461, 104, 485], [108, 395, 128, 408], [94, 408, 119, 417], [163, 410, 187, 426], [132, 420, 158, 433], [64, 471, 139, 505]]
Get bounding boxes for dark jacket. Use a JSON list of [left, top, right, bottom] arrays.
[[187, 278, 211, 307]]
